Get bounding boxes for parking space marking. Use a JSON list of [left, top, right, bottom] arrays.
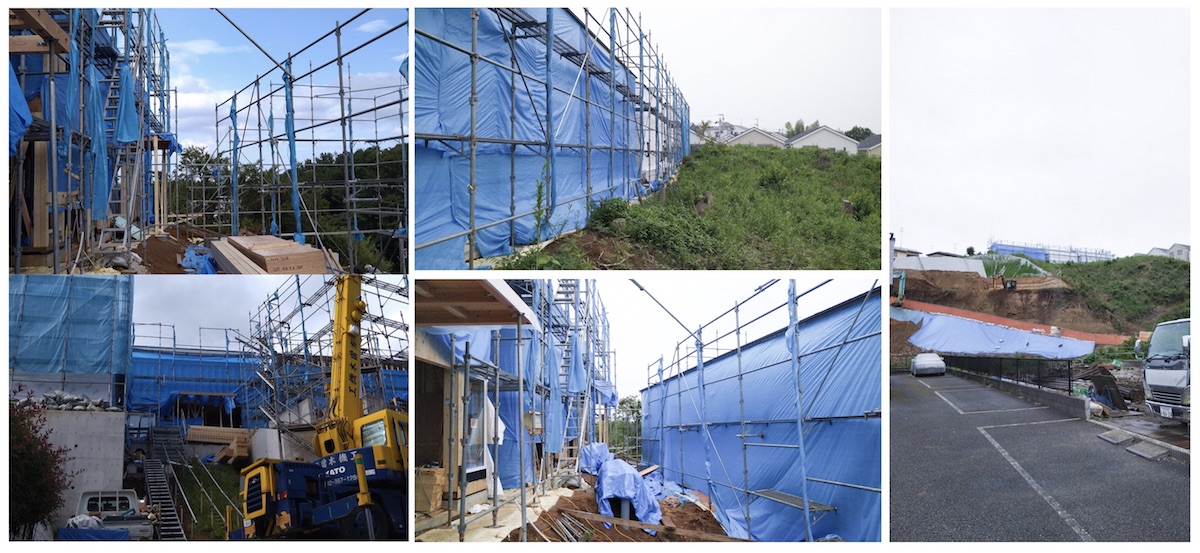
[[934, 390, 1051, 415], [977, 419, 1093, 542]]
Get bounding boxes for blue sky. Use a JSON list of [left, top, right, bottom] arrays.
[[153, 8, 409, 153]]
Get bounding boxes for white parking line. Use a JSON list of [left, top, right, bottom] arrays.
[[978, 420, 1093, 542], [933, 390, 1051, 415]]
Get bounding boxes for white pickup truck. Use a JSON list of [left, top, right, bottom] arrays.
[[76, 490, 157, 540]]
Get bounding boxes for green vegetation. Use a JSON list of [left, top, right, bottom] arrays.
[[172, 144, 406, 272], [177, 459, 243, 540], [510, 144, 881, 270], [1053, 256, 1190, 331], [9, 387, 74, 540]]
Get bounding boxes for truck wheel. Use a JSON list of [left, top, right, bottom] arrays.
[[340, 504, 391, 540]]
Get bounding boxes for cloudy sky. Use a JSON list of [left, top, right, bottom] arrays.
[[131, 275, 410, 357], [153, 8, 408, 153], [633, 7, 881, 136], [890, 8, 1189, 258]]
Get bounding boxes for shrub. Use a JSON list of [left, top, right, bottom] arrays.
[[9, 386, 74, 540]]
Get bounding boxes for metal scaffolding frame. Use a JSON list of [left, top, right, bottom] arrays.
[[9, 8, 176, 273], [430, 279, 613, 542], [237, 274, 410, 457], [178, 9, 409, 272], [641, 279, 882, 541], [414, 8, 690, 268]]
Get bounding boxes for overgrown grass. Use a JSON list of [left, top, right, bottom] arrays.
[[1052, 256, 1190, 331], [525, 144, 881, 269], [177, 459, 243, 540], [495, 242, 594, 270]]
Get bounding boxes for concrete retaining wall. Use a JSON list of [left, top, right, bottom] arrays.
[[951, 368, 1088, 419], [42, 410, 126, 526]]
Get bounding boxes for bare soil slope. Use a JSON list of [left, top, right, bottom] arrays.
[[902, 270, 1123, 334]]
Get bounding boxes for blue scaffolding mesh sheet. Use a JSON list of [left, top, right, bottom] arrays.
[[641, 288, 882, 542], [415, 8, 646, 269], [8, 275, 133, 376]]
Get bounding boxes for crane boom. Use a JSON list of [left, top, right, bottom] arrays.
[[315, 274, 367, 456]]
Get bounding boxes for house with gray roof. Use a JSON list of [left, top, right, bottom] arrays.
[[786, 125, 858, 152]]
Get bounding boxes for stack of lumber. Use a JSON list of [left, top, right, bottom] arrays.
[[187, 426, 252, 463], [207, 235, 334, 274]]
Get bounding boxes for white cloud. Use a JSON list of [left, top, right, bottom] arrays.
[[355, 19, 390, 34], [171, 38, 250, 57]]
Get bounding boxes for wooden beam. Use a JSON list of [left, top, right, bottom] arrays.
[[9, 34, 53, 54], [10, 9, 69, 53], [559, 509, 747, 542], [638, 465, 660, 478]]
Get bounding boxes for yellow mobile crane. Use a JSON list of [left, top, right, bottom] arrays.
[[229, 275, 408, 540]]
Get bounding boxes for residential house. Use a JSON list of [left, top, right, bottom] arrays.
[[723, 126, 787, 148], [857, 134, 881, 157], [1146, 243, 1190, 262], [786, 125, 859, 152]]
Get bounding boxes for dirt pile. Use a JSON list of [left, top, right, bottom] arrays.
[[902, 270, 1123, 334]]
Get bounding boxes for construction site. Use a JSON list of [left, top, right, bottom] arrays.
[[413, 278, 882, 542], [8, 273, 411, 540], [889, 236, 1191, 540], [414, 8, 690, 269], [8, 8, 408, 275]]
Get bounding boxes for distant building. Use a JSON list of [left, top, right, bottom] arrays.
[[1146, 243, 1190, 262], [893, 246, 921, 258], [927, 251, 964, 258], [857, 134, 881, 157], [723, 127, 787, 148], [988, 240, 1113, 263], [786, 126, 858, 152]]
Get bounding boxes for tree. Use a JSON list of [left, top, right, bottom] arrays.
[[844, 126, 874, 142], [805, 119, 821, 131], [9, 386, 74, 540], [610, 395, 642, 457], [698, 120, 714, 144], [782, 118, 806, 138], [966, 246, 976, 256]]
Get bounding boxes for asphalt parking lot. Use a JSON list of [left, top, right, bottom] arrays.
[[890, 372, 1190, 542]]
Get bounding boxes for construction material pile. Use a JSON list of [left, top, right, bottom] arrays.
[[27, 390, 122, 411]]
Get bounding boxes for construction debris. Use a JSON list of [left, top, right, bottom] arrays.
[[30, 390, 122, 412]]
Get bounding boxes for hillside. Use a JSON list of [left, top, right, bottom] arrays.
[[900, 255, 1189, 334], [499, 143, 881, 270]]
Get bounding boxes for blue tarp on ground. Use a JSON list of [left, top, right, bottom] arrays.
[[893, 308, 1095, 359], [642, 288, 882, 542], [414, 8, 660, 269], [596, 457, 663, 534], [57, 527, 130, 540], [579, 442, 612, 475], [8, 275, 134, 376]]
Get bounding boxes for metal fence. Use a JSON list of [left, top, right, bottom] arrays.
[[943, 355, 1077, 393]]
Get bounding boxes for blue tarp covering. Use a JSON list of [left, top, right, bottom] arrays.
[[642, 288, 882, 542], [415, 8, 657, 269], [9, 61, 32, 156], [595, 457, 662, 534], [421, 326, 541, 487], [114, 63, 138, 144], [593, 379, 617, 407], [579, 442, 612, 475], [57, 527, 130, 541], [127, 348, 255, 418], [895, 308, 1095, 359], [8, 276, 133, 376]]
